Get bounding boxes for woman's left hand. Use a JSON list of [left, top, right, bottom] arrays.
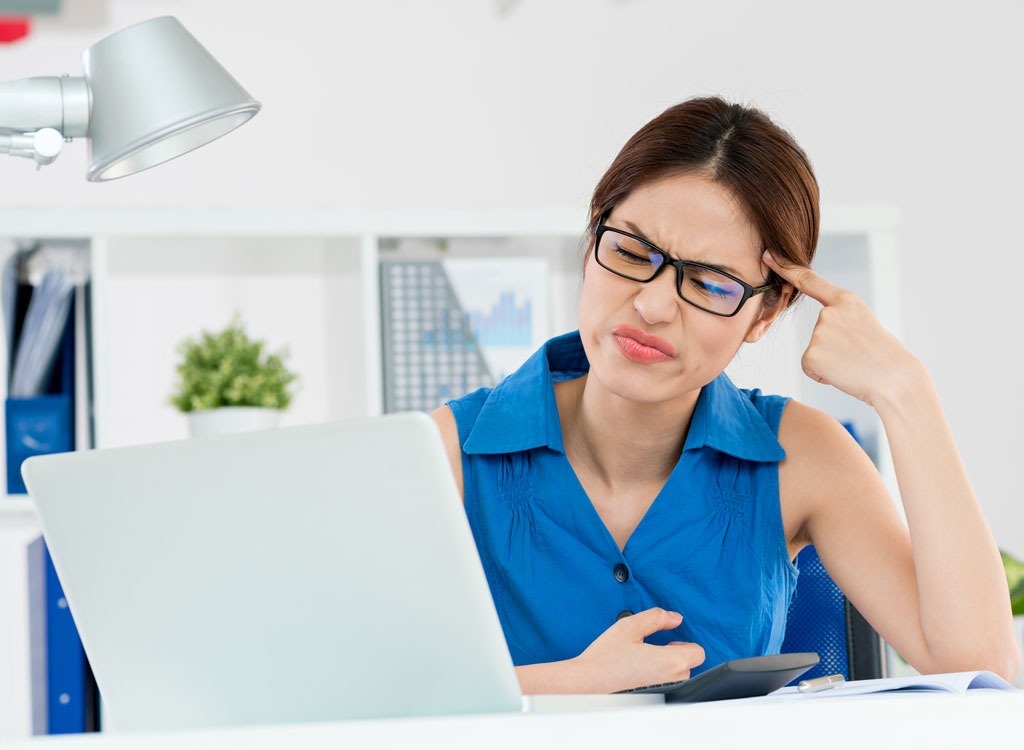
[[763, 250, 920, 408]]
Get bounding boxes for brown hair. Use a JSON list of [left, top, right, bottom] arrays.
[[588, 96, 819, 308]]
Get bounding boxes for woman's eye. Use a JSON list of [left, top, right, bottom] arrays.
[[613, 245, 651, 265], [690, 276, 739, 299]]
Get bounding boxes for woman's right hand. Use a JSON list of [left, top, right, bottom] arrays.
[[515, 608, 705, 695], [573, 607, 705, 693]]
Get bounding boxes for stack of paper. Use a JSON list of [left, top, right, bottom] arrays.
[[8, 266, 75, 398]]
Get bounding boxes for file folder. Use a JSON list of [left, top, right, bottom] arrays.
[[5, 394, 73, 495], [6, 248, 99, 734], [27, 536, 100, 734], [6, 292, 76, 494]]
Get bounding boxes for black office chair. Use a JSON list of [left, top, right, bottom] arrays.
[[781, 545, 887, 682]]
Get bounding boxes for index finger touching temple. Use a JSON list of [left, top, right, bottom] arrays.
[[762, 250, 843, 306]]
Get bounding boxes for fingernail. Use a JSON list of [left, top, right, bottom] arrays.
[[762, 250, 775, 264]]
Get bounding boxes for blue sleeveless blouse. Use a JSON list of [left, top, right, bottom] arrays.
[[448, 331, 798, 674]]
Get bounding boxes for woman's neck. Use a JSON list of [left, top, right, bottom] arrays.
[[556, 374, 701, 488]]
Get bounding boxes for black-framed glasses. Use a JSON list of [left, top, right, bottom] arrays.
[[594, 221, 775, 317]]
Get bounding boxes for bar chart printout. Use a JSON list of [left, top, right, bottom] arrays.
[[380, 258, 549, 413]]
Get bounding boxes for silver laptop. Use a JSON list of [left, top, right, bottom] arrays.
[[22, 412, 524, 732]]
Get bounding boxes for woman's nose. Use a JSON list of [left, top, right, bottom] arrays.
[[633, 269, 680, 325]]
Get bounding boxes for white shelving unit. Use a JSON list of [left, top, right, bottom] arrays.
[[0, 203, 900, 738]]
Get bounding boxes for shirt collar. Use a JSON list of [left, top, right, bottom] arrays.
[[681, 372, 786, 462], [463, 331, 585, 455], [462, 331, 785, 463]]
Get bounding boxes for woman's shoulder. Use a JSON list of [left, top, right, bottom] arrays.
[[730, 383, 792, 434], [736, 385, 790, 410], [428, 387, 495, 463], [444, 387, 494, 436], [731, 383, 852, 443], [776, 399, 877, 480], [429, 403, 469, 500], [774, 399, 884, 547]]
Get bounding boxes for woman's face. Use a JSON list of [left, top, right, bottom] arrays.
[[579, 171, 783, 408]]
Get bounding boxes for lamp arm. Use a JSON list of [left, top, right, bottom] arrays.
[[0, 128, 65, 167], [0, 75, 89, 166]]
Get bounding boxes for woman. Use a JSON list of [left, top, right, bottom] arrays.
[[430, 96, 1020, 694]]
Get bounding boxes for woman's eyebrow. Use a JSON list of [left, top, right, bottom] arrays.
[[619, 219, 744, 278], [621, 219, 659, 246]]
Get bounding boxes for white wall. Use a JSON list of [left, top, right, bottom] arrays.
[[2, 0, 1022, 558]]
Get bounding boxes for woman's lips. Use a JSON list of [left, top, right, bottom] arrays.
[[611, 325, 677, 363]]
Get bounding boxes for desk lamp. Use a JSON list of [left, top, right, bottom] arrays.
[[0, 15, 260, 181]]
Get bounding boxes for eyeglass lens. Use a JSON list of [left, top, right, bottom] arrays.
[[597, 228, 746, 315]]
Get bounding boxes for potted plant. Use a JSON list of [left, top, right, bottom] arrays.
[[1002, 549, 1024, 686], [1004, 550, 1024, 616], [169, 314, 298, 437]]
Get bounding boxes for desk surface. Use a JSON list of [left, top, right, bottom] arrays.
[[3, 691, 1021, 749]]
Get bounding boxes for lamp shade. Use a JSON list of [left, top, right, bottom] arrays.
[[83, 16, 261, 182]]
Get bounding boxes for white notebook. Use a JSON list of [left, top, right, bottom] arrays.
[[768, 670, 1017, 700]]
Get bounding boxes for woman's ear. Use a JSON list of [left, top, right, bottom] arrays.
[[744, 284, 794, 343]]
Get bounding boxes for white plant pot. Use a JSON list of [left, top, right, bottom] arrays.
[[186, 407, 282, 438]]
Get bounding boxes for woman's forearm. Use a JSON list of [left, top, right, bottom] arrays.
[[876, 360, 1019, 679], [516, 661, 588, 695]]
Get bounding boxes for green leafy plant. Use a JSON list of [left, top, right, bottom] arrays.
[[169, 315, 298, 413], [1003, 549, 1024, 617]]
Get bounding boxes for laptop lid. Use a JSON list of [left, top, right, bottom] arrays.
[[22, 412, 523, 732]]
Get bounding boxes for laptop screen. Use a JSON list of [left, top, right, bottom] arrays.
[[23, 412, 522, 731]]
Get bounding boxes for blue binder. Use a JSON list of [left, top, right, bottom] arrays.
[[8, 279, 99, 733], [5, 394, 73, 494], [6, 290, 76, 494], [27, 537, 99, 734]]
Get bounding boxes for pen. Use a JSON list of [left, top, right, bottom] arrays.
[[797, 673, 845, 693]]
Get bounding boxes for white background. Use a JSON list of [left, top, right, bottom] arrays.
[[0, 0, 1021, 710], [5, 0, 1006, 553]]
